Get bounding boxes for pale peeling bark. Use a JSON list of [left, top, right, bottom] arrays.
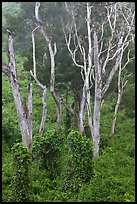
[[101, 37, 124, 99], [86, 2, 93, 136], [92, 10, 123, 158], [31, 28, 47, 135], [30, 70, 47, 135], [93, 30, 102, 159], [2, 34, 32, 151], [94, 37, 102, 156], [78, 88, 86, 133], [48, 40, 62, 133], [110, 48, 134, 136], [35, 2, 62, 133], [111, 90, 123, 136], [39, 87, 47, 134], [49, 42, 62, 129], [27, 82, 32, 149]]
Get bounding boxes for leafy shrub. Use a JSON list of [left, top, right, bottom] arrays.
[[60, 130, 93, 193], [2, 141, 14, 202], [32, 130, 65, 179], [12, 142, 32, 202], [121, 83, 135, 118], [75, 127, 135, 202]]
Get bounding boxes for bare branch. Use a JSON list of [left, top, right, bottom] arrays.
[[30, 70, 45, 90], [54, 42, 57, 55], [121, 49, 135, 71], [35, 2, 43, 26], [32, 32, 37, 77], [101, 36, 123, 98], [62, 99, 75, 115], [64, 31, 84, 69], [113, 3, 117, 30]]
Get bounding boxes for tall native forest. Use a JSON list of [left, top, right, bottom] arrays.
[[2, 2, 135, 202]]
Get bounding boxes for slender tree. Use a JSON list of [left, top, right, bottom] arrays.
[[110, 48, 134, 136], [34, 2, 62, 133], [2, 31, 32, 151], [30, 26, 47, 135]]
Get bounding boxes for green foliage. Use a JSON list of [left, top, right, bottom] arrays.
[[64, 109, 72, 136], [2, 141, 14, 202], [33, 130, 65, 179], [121, 83, 135, 118], [74, 112, 135, 202], [2, 110, 135, 202], [68, 131, 93, 183], [12, 143, 32, 202], [60, 130, 93, 194], [2, 74, 21, 145]]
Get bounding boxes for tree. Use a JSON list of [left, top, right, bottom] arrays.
[[110, 46, 135, 136], [2, 31, 32, 151], [63, 2, 135, 158], [33, 2, 62, 133], [30, 26, 47, 135]]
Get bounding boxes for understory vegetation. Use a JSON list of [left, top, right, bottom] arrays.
[[2, 56, 135, 201], [2, 112, 135, 202]]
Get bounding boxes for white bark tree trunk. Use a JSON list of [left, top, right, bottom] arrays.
[[86, 2, 93, 137], [39, 87, 47, 134], [27, 82, 32, 149], [110, 45, 133, 136], [48, 41, 62, 133], [111, 90, 123, 136], [93, 30, 102, 159], [2, 33, 32, 151], [34, 2, 62, 133], [77, 88, 86, 133], [31, 28, 47, 135]]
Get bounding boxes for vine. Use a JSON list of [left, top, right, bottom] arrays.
[[60, 130, 93, 193], [33, 130, 65, 179], [12, 142, 32, 202]]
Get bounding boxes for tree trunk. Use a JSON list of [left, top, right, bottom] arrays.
[[77, 87, 86, 133], [93, 30, 102, 159], [3, 34, 32, 151], [86, 2, 93, 137], [39, 87, 47, 134], [27, 82, 32, 150], [34, 2, 62, 133], [56, 99, 62, 133], [111, 90, 123, 136], [48, 40, 62, 133], [110, 55, 124, 136], [87, 89, 93, 136], [31, 28, 47, 135]]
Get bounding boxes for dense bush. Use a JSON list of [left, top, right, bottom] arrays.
[[59, 130, 93, 194], [12, 143, 32, 202], [73, 116, 135, 202], [2, 141, 14, 202], [32, 130, 65, 179]]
